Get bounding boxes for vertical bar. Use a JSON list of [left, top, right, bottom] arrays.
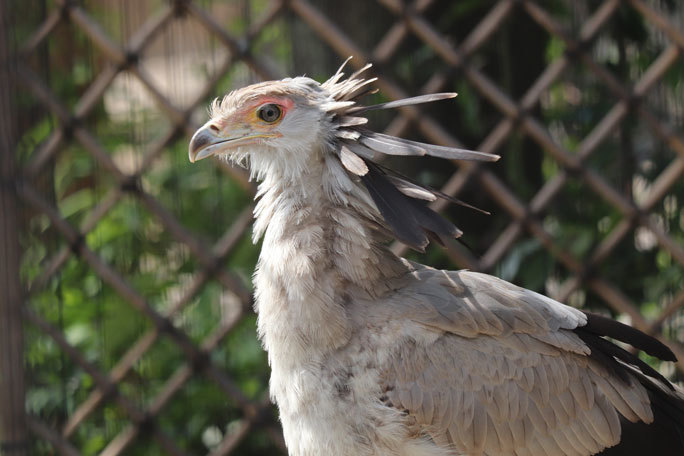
[[0, 0, 27, 454]]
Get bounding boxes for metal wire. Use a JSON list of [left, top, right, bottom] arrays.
[[7, 0, 684, 454]]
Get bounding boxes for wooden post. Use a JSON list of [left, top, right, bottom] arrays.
[[0, 1, 28, 454]]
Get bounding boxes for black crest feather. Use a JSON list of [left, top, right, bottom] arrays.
[[322, 58, 498, 250], [360, 163, 461, 252]]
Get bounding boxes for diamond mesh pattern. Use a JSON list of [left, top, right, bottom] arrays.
[[6, 0, 684, 454]]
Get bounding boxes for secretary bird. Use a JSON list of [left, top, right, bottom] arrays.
[[188, 59, 684, 456]]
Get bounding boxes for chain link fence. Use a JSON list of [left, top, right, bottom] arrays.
[[3, 0, 684, 454]]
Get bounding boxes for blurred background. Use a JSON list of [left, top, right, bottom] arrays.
[[2, 0, 684, 455]]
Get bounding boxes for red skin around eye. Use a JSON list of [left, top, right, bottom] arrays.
[[215, 97, 293, 131], [250, 97, 293, 117]]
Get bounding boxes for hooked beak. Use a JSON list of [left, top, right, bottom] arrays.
[[188, 123, 281, 163]]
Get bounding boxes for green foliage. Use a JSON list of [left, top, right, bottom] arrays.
[[20, 8, 267, 449]]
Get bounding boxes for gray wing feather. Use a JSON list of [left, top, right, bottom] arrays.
[[373, 263, 655, 455], [339, 145, 369, 176], [341, 141, 376, 160], [385, 175, 437, 202], [359, 131, 500, 161], [347, 93, 458, 114]]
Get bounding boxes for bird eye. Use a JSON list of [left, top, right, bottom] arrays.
[[257, 104, 282, 123]]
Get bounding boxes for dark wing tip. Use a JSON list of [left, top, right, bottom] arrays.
[[581, 312, 677, 362]]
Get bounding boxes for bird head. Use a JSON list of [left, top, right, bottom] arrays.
[[189, 77, 333, 180], [189, 58, 500, 251]]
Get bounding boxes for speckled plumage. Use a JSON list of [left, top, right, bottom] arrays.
[[189, 60, 684, 456]]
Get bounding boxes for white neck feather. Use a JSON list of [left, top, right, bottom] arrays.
[[251, 143, 407, 359]]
